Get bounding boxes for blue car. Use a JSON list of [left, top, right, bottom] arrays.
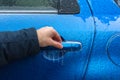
[[0, 0, 120, 80]]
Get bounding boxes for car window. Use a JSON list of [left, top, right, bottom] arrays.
[[0, 0, 80, 14], [115, 0, 120, 7], [0, 0, 57, 10], [0, 0, 57, 12]]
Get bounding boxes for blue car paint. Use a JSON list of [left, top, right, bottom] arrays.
[[1, 0, 119, 79], [85, 0, 120, 79], [0, 0, 95, 80]]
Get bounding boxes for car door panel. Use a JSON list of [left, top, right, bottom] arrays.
[[85, 0, 120, 79], [0, 0, 95, 80]]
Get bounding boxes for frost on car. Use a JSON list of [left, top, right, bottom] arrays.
[[0, 0, 120, 80]]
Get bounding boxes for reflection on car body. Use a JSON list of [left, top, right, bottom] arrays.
[[0, 0, 120, 80]]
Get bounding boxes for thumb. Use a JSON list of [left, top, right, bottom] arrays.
[[49, 38, 63, 49]]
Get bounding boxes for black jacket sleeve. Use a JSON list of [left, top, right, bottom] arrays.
[[0, 28, 40, 66]]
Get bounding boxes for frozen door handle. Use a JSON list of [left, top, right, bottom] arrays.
[[41, 41, 82, 51], [41, 41, 82, 60], [62, 41, 82, 51]]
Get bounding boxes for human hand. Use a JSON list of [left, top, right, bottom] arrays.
[[37, 27, 63, 49]]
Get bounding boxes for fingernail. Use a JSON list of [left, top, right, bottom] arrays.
[[60, 44, 63, 49]]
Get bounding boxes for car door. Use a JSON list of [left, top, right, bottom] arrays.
[[0, 0, 95, 80], [85, 0, 120, 79]]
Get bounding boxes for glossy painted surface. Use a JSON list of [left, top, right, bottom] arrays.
[[0, 0, 95, 80], [42, 41, 82, 60], [1, 0, 119, 80], [85, 0, 120, 79]]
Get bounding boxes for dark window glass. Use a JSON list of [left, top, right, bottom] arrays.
[[0, 0, 80, 14], [115, 0, 120, 7], [0, 0, 58, 10]]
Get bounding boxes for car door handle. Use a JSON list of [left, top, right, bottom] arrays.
[[41, 41, 82, 51], [41, 41, 82, 60]]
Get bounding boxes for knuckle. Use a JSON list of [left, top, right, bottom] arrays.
[[51, 29, 56, 34]]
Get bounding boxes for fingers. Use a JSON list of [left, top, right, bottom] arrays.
[[49, 38, 63, 49], [49, 27, 62, 48], [37, 26, 63, 48], [52, 29, 62, 43], [44, 26, 62, 42]]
